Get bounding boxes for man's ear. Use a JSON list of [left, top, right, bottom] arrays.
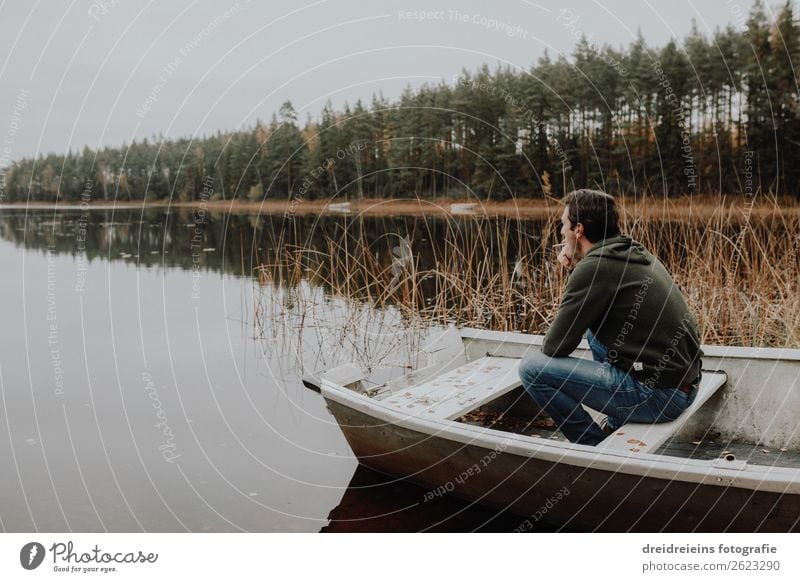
[[575, 222, 583, 239]]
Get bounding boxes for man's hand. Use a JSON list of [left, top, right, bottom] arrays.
[[557, 246, 575, 271]]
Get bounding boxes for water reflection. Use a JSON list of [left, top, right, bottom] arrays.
[[322, 466, 555, 533], [0, 207, 548, 282], [0, 207, 542, 532]]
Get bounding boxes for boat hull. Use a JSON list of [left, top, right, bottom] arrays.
[[327, 399, 800, 532]]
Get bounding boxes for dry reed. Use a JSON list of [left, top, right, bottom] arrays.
[[256, 194, 800, 349]]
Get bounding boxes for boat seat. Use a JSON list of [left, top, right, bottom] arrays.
[[381, 356, 522, 420], [596, 370, 727, 454]]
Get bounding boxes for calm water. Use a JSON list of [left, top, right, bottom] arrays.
[[0, 207, 532, 532]]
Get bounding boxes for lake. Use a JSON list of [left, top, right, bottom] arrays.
[[0, 207, 537, 532]]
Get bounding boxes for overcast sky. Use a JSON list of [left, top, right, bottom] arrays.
[[0, 0, 764, 162]]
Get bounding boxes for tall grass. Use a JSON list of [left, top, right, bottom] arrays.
[[256, 195, 800, 348]]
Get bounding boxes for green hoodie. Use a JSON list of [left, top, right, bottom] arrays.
[[541, 235, 703, 389]]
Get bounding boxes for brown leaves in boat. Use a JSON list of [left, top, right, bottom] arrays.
[[459, 410, 500, 424], [457, 410, 555, 434]]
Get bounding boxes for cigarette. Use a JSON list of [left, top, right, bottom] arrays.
[[553, 243, 566, 249]]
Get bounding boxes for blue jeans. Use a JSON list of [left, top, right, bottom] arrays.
[[519, 331, 698, 446]]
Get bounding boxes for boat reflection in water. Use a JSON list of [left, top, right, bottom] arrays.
[[321, 465, 561, 533]]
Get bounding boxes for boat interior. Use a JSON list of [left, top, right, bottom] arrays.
[[458, 385, 800, 470]]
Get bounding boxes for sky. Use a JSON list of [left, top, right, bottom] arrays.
[[0, 0, 765, 162]]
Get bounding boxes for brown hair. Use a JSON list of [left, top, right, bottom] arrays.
[[562, 189, 620, 242]]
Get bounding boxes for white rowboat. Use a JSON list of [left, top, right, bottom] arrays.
[[317, 327, 800, 532]]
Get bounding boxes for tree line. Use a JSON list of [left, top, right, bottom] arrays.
[[3, 0, 799, 203]]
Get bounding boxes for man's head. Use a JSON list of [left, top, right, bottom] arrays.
[[561, 189, 620, 243], [559, 189, 620, 266]]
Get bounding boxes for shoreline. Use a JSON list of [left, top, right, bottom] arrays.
[[1, 196, 798, 218]]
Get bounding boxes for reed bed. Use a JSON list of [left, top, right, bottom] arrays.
[[255, 195, 800, 349]]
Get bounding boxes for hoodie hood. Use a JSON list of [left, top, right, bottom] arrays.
[[584, 235, 651, 265]]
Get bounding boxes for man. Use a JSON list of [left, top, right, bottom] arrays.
[[519, 189, 703, 446]]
